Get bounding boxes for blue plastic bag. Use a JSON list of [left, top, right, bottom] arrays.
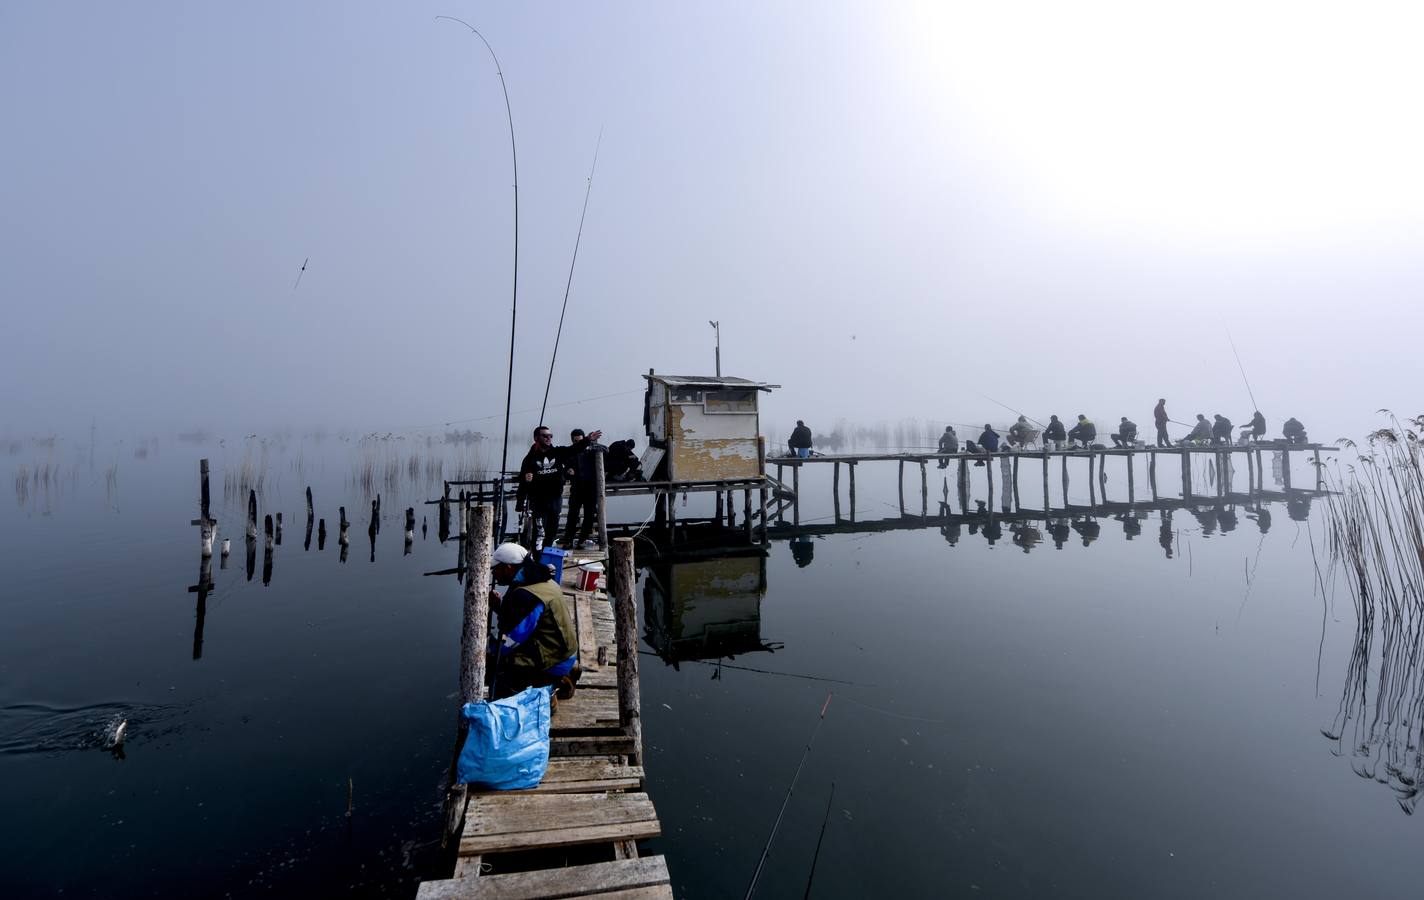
[[456, 686, 551, 790]]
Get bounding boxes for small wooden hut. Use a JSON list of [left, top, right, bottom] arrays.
[[642, 372, 779, 481]]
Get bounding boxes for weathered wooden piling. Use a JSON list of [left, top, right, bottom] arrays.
[[263, 514, 274, 550], [442, 503, 493, 846], [594, 447, 609, 549], [1181, 451, 1192, 497], [608, 537, 643, 765], [274, 512, 283, 545], [195, 459, 217, 558], [920, 461, 928, 518], [318, 518, 327, 550], [339, 506, 349, 546], [369, 499, 379, 536], [247, 489, 257, 539], [847, 462, 856, 524], [792, 464, 801, 527], [405, 507, 416, 555], [743, 489, 753, 541], [306, 486, 313, 521]]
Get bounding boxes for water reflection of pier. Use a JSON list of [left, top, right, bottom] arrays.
[[641, 550, 782, 666]]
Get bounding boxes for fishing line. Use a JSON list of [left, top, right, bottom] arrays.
[[977, 393, 1046, 429], [1225, 326, 1259, 412], [638, 653, 865, 686], [802, 782, 836, 900], [540, 129, 603, 424], [745, 693, 833, 900], [437, 16, 520, 524]]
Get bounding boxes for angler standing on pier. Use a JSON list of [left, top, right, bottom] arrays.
[[518, 425, 599, 550], [1154, 399, 1171, 447], [562, 429, 599, 549]]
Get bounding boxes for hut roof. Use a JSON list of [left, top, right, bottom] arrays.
[[643, 374, 779, 391]]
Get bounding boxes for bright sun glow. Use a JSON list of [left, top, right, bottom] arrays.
[[890, 0, 1424, 241]]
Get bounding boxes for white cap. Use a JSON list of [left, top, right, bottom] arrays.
[[492, 542, 528, 566]]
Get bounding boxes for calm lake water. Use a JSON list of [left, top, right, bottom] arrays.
[[1, 437, 1416, 898]]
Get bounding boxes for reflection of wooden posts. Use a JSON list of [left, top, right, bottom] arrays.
[[1181, 449, 1192, 497], [306, 486, 313, 521], [444, 503, 493, 848], [609, 537, 643, 766], [594, 448, 609, 550], [247, 489, 258, 539], [919, 461, 928, 518]]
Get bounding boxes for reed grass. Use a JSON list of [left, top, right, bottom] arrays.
[[1321, 414, 1424, 813]]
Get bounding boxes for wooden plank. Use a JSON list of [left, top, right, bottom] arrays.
[[461, 819, 662, 855], [417, 856, 670, 900], [575, 592, 598, 663], [535, 758, 644, 784], [551, 687, 621, 729], [551, 734, 637, 757]]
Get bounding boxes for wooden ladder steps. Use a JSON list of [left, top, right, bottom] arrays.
[[415, 855, 673, 899], [460, 791, 661, 856]]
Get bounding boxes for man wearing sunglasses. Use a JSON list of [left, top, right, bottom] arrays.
[[517, 424, 601, 550]]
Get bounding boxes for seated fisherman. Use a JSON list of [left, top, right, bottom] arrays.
[[1110, 417, 1138, 448], [1067, 414, 1096, 448], [973, 425, 999, 466], [1182, 414, 1212, 444], [1043, 415, 1066, 449], [1211, 414, 1234, 446], [1007, 416, 1036, 449], [1239, 411, 1266, 443], [937, 426, 958, 468], [1282, 417, 1308, 445], [488, 542, 579, 700]]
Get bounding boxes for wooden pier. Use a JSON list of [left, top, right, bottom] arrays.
[[416, 514, 671, 899]]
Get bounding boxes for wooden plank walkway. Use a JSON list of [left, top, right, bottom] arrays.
[[417, 538, 670, 899]]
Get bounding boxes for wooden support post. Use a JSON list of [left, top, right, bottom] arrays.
[[1127, 452, 1135, 503], [986, 456, 994, 499], [744, 489, 753, 541], [759, 483, 769, 544], [1041, 452, 1050, 512], [957, 458, 968, 514], [247, 489, 257, 539], [318, 518, 326, 549], [715, 491, 724, 525], [668, 491, 678, 543], [848, 462, 856, 523], [792, 464, 800, 527], [1150, 452, 1159, 501], [339, 506, 349, 546], [263, 514, 274, 550], [897, 460, 905, 514], [200, 458, 211, 523], [1087, 454, 1097, 509], [920, 461, 928, 518], [1282, 449, 1293, 490], [609, 537, 643, 766], [1181, 449, 1192, 498], [196, 459, 216, 558], [1060, 455, 1068, 501], [832, 462, 841, 520], [1314, 448, 1322, 490], [443, 503, 493, 849], [594, 448, 609, 550]]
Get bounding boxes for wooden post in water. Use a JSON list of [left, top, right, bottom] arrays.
[[1181, 449, 1192, 498], [247, 489, 258, 539], [318, 518, 326, 549], [715, 491, 724, 526], [832, 462, 841, 521], [443, 503, 492, 848], [897, 460, 905, 515], [608, 537, 643, 766], [263, 514, 274, 550], [1127, 452, 1135, 503], [920, 461, 928, 518], [1282, 449, 1293, 490], [594, 448, 609, 550], [195, 459, 216, 557], [1314, 448, 1322, 490], [405, 507, 415, 555], [338, 506, 349, 546], [274, 512, 283, 545], [1149, 451, 1159, 501], [743, 489, 753, 541], [1060, 455, 1069, 503], [1041, 451, 1050, 512], [848, 462, 857, 524], [792, 464, 800, 527]]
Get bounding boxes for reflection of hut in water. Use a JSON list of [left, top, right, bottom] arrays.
[[643, 551, 780, 663]]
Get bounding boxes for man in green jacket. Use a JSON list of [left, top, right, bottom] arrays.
[[489, 542, 579, 700]]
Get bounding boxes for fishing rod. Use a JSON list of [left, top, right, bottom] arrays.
[[539, 129, 603, 425], [978, 392, 1045, 429], [1225, 326, 1259, 412], [438, 16, 520, 537], [745, 693, 834, 900]]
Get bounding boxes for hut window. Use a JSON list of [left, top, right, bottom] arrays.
[[704, 389, 756, 413], [671, 387, 704, 404]]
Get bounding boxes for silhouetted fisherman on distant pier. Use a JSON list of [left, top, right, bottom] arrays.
[[1183, 414, 1211, 445], [1283, 417, 1308, 445], [1212, 414, 1234, 446], [1111, 417, 1138, 448], [1154, 399, 1171, 447], [1043, 415, 1066, 449], [1007, 416, 1035, 449], [788, 420, 813, 459], [1067, 414, 1096, 449], [1240, 411, 1266, 443], [973, 424, 1000, 466], [937, 426, 958, 468]]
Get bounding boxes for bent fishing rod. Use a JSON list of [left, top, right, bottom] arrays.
[[539, 128, 604, 424], [438, 16, 520, 535], [1225, 326, 1260, 412], [978, 392, 1046, 429]]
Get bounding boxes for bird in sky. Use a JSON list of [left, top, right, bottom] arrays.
[[293, 257, 309, 289]]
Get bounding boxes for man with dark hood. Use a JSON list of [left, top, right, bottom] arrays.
[[1212, 414, 1234, 446], [1111, 417, 1138, 448], [1043, 415, 1066, 448], [562, 428, 600, 549], [1240, 411, 1266, 443], [488, 542, 579, 700], [1283, 418, 1308, 444]]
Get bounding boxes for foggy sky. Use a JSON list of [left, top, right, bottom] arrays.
[[3, 1, 1421, 445]]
